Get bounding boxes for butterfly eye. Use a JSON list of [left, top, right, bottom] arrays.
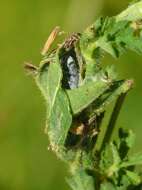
[[60, 49, 79, 89]]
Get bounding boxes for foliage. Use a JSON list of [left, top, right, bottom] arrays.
[[27, 1, 142, 189]]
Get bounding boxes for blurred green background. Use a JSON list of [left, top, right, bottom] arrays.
[[0, 0, 142, 189]]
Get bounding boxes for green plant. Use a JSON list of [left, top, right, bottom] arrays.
[[26, 1, 142, 189]]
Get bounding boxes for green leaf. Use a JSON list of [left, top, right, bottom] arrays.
[[89, 79, 133, 117], [118, 128, 136, 159], [81, 2, 142, 59], [121, 152, 142, 167], [100, 182, 115, 190], [67, 75, 111, 115], [48, 88, 72, 149], [99, 144, 113, 172], [96, 20, 142, 57], [100, 142, 121, 179], [96, 37, 118, 57], [121, 129, 135, 149], [125, 170, 141, 185], [67, 169, 95, 190], [111, 143, 121, 166], [36, 55, 72, 150], [116, 26, 142, 54], [36, 55, 62, 107], [116, 1, 142, 22], [44, 57, 62, 110]]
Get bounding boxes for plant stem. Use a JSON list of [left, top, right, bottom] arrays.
[[100, 93, 127, 152]]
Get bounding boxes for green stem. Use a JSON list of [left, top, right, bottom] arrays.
[[100, 93, 127, 152]]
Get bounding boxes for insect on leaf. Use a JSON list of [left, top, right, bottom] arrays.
[[67, 75, 111, 115], [41, 26, 60, 55], [36, 53, 72, 150]]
